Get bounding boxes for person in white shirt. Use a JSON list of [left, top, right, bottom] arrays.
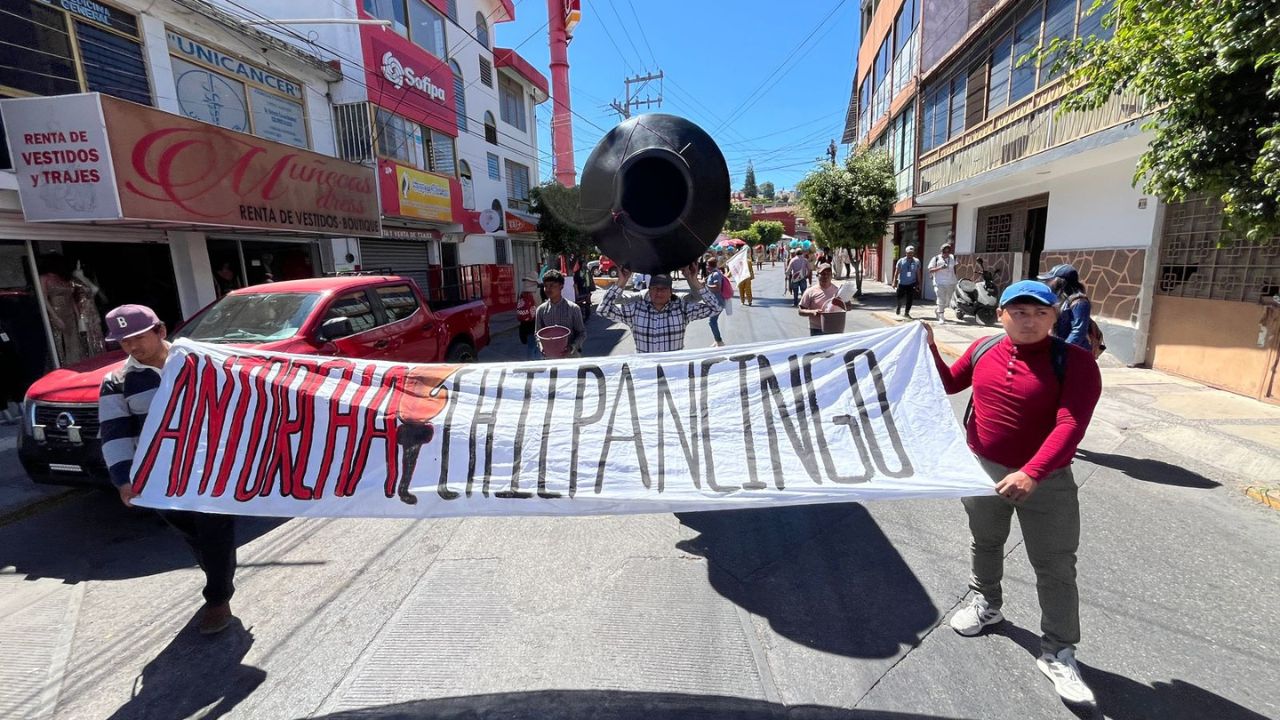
[[928, 241, 959, 323]]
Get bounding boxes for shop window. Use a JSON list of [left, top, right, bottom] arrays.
[[505, 159, 530, 211], [475, 11, 489, 49], [324, 291, 379, 336], [376, 285, 420, 322], [427, 129, 456, 175], [487, 152, 499, 180], [484, 111, 497, 144], [168, 32, 309, 148], [450, 60, 467, 133], [459, 159, 475, 209], [408, 0, 447, 59], [498, 74, 526, 131], [479, 57, 493, 87], [364, 0, 408, 36]]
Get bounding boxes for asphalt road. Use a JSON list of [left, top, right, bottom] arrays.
[[1, 262, 1276, 720]]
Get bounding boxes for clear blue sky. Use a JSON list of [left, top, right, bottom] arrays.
[[495, 0, 862, 192]]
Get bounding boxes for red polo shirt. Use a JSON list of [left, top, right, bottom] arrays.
[[931, 335, 1102, 480]]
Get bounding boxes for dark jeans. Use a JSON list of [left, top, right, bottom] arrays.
[[160, 510, 237, 605], [896, 283, 917, 315], [708, 313, 723, 343], [791, 279, 808, 306]]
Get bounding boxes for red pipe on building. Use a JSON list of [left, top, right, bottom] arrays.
[[547, 0, 575, 186]]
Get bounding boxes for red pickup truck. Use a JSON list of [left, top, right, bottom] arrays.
[[18, 275, 488, 486]]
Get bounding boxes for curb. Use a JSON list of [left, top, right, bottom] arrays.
[[1244, 486, 1280, 512], [0, 486, 85, 528]]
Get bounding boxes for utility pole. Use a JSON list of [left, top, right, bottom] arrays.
[[609, 70, 664, 119], [827, 139, 838, 164]]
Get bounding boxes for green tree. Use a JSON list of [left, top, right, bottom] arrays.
[[1055, 0, 1280, 240], [734, 225, 761, 248], [797, 149, 895, 295], [529, 182, 595, 257], [759, 181, 775, 201], [723, 202, 753, 233], [741, 161, 759, 198], [750, 219, 784, 248]]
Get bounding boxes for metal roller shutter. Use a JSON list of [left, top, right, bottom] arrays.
[[359, 239, 431, 291]]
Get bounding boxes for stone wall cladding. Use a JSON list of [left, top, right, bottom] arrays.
[[1040, 248, 1146, 324]]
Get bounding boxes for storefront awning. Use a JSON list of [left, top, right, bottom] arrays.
[[0, 93, 382, 238]]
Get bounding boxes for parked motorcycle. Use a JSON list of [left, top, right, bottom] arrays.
[[953, 257, 1000, 325]]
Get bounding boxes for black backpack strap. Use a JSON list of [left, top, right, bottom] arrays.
[[1049, 336, 1069, 386], [963, 334, 1006, 429]]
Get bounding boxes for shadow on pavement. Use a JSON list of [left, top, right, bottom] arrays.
[[676, 503, 938, 659], [1074, 449, 1220, 489], [312, 689, 969, 719], [0, 490, 285, 584], [106, 619, 265, 720], [995, 621, 1265, 720]]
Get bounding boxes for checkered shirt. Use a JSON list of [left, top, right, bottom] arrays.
[[598, 284, 721, 353]]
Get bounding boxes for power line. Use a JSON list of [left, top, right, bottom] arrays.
[[603, 0, 647, 69], [625, 0, 658, 68]]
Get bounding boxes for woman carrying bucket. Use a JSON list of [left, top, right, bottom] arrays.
[[534, 269, 586, 358]]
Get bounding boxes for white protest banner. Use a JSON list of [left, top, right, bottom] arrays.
[[725, 246, 753, 283], [128, 324, 992, 518]]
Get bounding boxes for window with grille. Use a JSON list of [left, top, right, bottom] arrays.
[[498, 74, 526, 131], [487, 152, 500, 180], [479, 57, 493, 87], [334, 103, 373, 164], [495, 237, 509, 263], [980, 213, 1013, 253], [483, 110, 497, 144], [505, 159, 530, 211], [450, 60, 467, 133], [1157, 196, 1280, 303]]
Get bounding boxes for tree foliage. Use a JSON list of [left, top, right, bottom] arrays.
[[749, 219, 784, 247], [529, 182, 595, 257], [741, 161, 759, 198], [796, 150, 896, 251], [759, 181, 775, 200], [1057, 0, 1280, 240], [723, 202, 753, 232], [733, 225, 761, 247]]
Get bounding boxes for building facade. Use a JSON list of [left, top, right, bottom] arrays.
[[0, 0, 365, 406]]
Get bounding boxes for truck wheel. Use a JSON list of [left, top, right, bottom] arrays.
[[608, 268, 618, 278], [446, 341, 476, 363]]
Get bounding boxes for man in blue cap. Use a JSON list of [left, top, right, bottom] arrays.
[[98, 304, 239, 635], [924, 280, 1102, 707]]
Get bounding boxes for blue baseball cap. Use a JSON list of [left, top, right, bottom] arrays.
[[999, 280, 1058, 308]]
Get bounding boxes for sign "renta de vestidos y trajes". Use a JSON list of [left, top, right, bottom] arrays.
[[0, 93, 381, 236], [125, 325, 993, 519]]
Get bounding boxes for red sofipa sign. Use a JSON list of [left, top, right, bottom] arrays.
[[362, 31, 457, 137], [103, 96, 381, 236]]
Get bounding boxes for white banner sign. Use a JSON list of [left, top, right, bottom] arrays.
[[725, 246, 753, 284], [129, 325, 991, 518]]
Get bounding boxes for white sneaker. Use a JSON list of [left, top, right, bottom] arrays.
[[949, 594, 1004, 636], [1037, 648, 1096, 706]]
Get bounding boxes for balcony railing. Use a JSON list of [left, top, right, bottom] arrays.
[[917, 82, 1152, 195]]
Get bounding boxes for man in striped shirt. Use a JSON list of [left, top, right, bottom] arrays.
[[598, 262, 719, 353], [99, 304, 238, 635]]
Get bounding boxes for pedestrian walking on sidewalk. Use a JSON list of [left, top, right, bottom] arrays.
[[1039, 264, 1101, 356], [836, 247, 853, 279], [893, 245, 921, 318], [798, 264, 842, 336], [788, 250, 811, 307], [99, 304, 239, 636], [924, 280, 1103, 707], [598, 264, 719, 353], [928, 242, 959, 323], [534, 270, 586, 357]]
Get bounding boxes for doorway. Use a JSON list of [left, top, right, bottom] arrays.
[[1024, 206, 1048, 278]]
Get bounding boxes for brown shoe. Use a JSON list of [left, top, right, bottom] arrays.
[[199, 602, 234, 635]]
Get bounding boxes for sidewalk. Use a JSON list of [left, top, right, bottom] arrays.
[[858, 279, 1280, 507], [0, 424, 79, 526]]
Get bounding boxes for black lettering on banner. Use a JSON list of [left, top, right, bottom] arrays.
[[839, 349, 914, 478], [535, 368, 561, 498], [756, 355, 821, 488], [730, 353, 767, 490], [498, 367, 542, 499], [466, 368, 506, 497], [436, 368, 473, 499], [654, 362, 699, 492], [801, 351, 870, 485], [570, 366, 606, 497], [698, 357, 738, 493], [594, 363, 650, 494]]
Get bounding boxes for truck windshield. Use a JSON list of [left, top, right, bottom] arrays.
[[174, 293, 322, 343]]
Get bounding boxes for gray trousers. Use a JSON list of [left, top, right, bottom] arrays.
[[963, 456, 1081, 654]]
